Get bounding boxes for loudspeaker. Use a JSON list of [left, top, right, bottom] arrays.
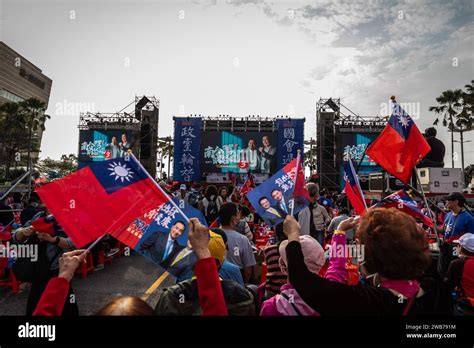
[[140, 123, 151, 159]]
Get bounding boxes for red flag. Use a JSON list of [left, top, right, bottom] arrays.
[[36, 156, 169, 248], [366, 99, 430, 183], [239, 173, 255, 196], [209, 218, 220, 229], [31, 216, 56, 235], [343, 159, 367, 215], [288, 155, 310, 202], [373, 190, 433, 228]]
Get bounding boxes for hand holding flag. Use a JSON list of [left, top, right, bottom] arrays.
[[36, 155, 174, 248]]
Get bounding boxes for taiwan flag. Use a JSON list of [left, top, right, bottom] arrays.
[[372, 189, 433, 228], [36, 156, 169, 248], [366, 99, 430, 183], [343, 159, 367, 215], [239, 173, 255, 196]]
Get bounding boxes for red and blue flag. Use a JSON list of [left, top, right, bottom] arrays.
[[246, 158, 309, 227], [372, 189, 433, 227], [343, 159, 367, 215], [366, 99, 430, 183], [36, 156, 169, 248]]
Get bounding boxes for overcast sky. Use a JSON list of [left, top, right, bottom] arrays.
[[2, 0, 473, 169]]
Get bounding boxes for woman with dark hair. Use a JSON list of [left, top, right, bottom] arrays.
[[217, 186, 231, 208], [282, 208, 453, 315]]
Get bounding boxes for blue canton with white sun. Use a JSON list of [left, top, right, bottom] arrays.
[[388, 103, 414, 140], [90, 156, 147, 194]]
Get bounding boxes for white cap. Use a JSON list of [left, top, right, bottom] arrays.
[[179, 184, 187, 190], [453, 233, 474, 253]]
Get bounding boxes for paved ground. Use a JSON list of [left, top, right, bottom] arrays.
[[0, 252, 176, 316]]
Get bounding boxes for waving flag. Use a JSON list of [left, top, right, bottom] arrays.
[[36, 156, 169, 247], [373, 189, 433, 227], [119, 197, 206, 276], [240, 173, 255, 196], [247, 158, 309, 227], [366, 98, 430, 183], [343, 159, 367, 215]]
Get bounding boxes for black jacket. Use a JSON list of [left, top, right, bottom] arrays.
[[154, 278, 255, 315]]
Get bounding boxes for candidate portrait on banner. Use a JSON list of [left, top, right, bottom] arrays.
[[240, 138, 260, 173], [130, 197, 207, 275], [259, 135, 276, 175], [247, 158, 309, 228]]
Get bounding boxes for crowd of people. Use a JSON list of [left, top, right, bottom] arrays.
[[1, 177, 474, 317]]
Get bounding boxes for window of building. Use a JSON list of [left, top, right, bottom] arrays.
[[0, 89, 25, 103]]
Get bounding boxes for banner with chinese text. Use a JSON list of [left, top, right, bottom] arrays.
[[276, 119, 304, 169], [173, 117, 202, 182]]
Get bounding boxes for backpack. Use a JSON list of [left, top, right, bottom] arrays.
[[188, 192, 199, 208]]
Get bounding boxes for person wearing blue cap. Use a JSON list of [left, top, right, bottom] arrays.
[[437, 192, 474, 277]]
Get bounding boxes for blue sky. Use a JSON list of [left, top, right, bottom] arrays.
[[2, 0, 473, 169]]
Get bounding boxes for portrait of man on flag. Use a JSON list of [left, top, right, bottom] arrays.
[[128, 198, 207, 273], [246, 157, 309, 227]]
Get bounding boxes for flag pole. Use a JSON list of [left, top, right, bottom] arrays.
[[130, 153, 190, 223], [414, 169, 441, 247], [86, 234, 106, 252], [290, 150, 301, 216]]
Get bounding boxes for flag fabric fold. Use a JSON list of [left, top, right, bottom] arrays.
[[366, 99, 431, 183], [343, 159, 367, 215], [239, 173, 255, 196], [372, 189, 433, 228], [36, 156, 169, 248]]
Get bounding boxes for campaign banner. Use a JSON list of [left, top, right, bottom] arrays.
[[341, 133, 379, 166], [115, 197, 207, 278], [276, 119, 304, 169], [78, 130, 134, 167], [246, 158, 309, 227], [173, 117, 202, 182], [200, 130, 277, 175]]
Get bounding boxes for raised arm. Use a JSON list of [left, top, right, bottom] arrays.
[[188, 218, 228, 316], [282, 215, 375, 315]]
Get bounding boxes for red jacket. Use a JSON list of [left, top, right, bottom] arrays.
[[194, 257, 228, 315], [33, 256, 228, 316], [33, 277, 70, 316]]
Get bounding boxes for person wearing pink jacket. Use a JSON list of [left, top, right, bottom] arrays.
[[260, 230, 348, 316]]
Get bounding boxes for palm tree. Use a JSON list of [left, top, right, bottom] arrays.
[[158, 137, 174, 178], [0, 102, 24, 180], [454, 80, 474, 171], [429, 89, 463, 168], [18, 98, 50, 190]]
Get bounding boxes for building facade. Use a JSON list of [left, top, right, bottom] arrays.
[[0, 41, 53, 163]]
